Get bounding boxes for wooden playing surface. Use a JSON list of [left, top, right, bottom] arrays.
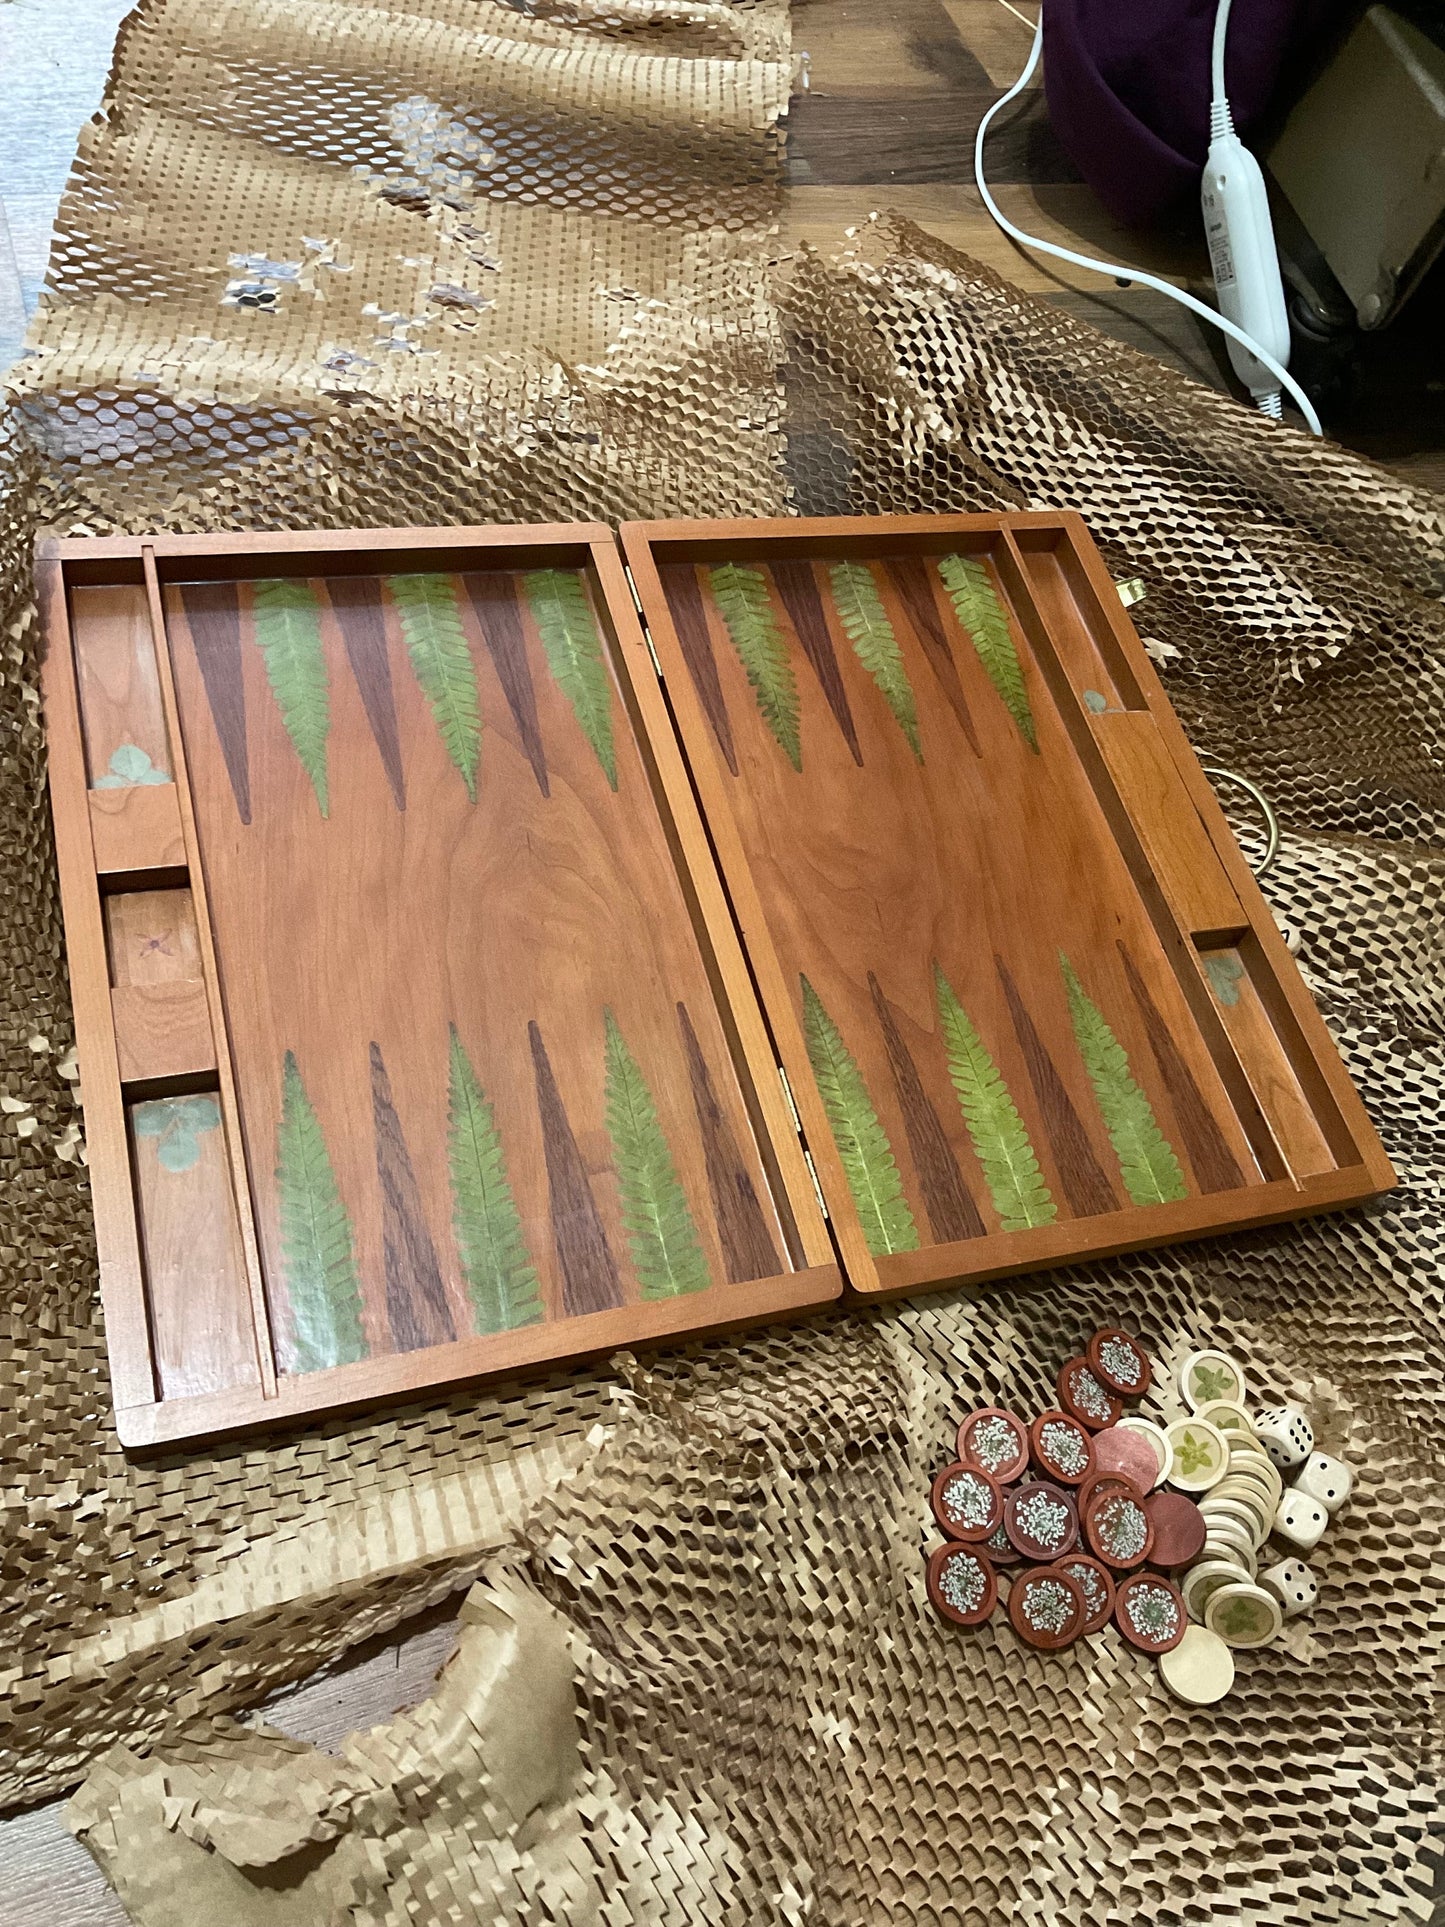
[[161, 564, 794, 1377], [622, 514, 1394, 1298]]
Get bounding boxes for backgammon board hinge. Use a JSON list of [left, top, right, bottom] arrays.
[[622, 564, 664, 680], [778, 1064, 803, 1133]]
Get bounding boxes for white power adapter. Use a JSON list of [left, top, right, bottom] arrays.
[[973, 0, 1321, 433], [1201, 0, 1292, 416]]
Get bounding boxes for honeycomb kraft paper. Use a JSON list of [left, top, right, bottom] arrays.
[[1, 0, 1442, 1920]]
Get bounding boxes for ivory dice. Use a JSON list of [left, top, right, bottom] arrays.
[[1272, 1488, 1329, 1553], [1294, 1450, 1353, 1514], [1254, 1404, 1314, 1472], [1261, 1556, 1318, 1618]]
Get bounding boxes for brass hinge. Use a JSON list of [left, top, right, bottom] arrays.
[[622, 564, 663, 679], [778, 1065, 826, 1216], [778, 1064, 802, 1133], [804, 1148, 828, 1219]]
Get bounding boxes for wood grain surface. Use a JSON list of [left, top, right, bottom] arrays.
[[87, 785, 185, 881], [1200, 941, 1337, 1179], [656, 542, 1255, 1228], [70, 584, 171, 789], [623, 513, 1393, 1295], [129, 1093, 255, 1400], [104, 888, 202, 986], [162, 565, 802, 1376], [45, 512, 1390, 1445], [45, 525, 840, 1451], [37, 557, 156, 1412], [111, 980, 214, 1085]]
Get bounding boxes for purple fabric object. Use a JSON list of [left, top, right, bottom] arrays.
[[1042, 0, 1342, 227]]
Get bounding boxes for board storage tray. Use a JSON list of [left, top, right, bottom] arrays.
[[38, 514, 1393, 1447]]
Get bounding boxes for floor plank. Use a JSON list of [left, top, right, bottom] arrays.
[[0, 1807, 131, 1927], [937, 0, 1042, 86], [786, 87, 1077, 187], [795, 0, 998, 92]]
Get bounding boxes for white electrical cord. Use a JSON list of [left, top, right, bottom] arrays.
[[975, 9, 1324, 436], [1211, 0, 1234, 125]]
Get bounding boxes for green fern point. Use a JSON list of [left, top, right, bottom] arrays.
[[276, 1051, 366, 1372], [800, 975, 920, 1256], [524, 569, 618, 789], [603, 1010, 710, 1298], [252, 578, 331, 815], [827, 559, 922, 759], [707, 563, 802, 770], [389, 573, 482, 801], [934, 964, 1056, 1231], [447, 1025, 542, 1334], [1060, 954, 1188, 1206], [937, 554, 1038, 750]]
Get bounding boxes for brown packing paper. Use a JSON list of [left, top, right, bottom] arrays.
[[66, 1338, 1445, 1924], [0, 0, 1442, 1917], [67, 1567, 588, 1926]]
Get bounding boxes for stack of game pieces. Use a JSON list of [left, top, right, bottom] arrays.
[[923, 1332, 1354, 1709], [926, 1328, 1192, 1667], [1172, 1349, 1353, 1658]]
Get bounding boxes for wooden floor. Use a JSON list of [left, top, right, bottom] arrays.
[[785, 0, 1232, 391], [2, 0, 1440, 1918]]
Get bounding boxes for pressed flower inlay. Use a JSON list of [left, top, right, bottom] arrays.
[[938, 1552, 988, 1616], [1096, 1495, 1148, 1561], [1099, 1336, 1143, 1388], [941, 1470, 995, 1531], [1040, 1420, 1089, 1477], [1126, 1582, 1180, 1641], [1063, 1561, 1107, 1622], [1066, 1366, 1112, 1422], [969, 1415, 1019, 1475], [1016, 1489, 1070, 1551], [1022, 1577, 1074, 1635]]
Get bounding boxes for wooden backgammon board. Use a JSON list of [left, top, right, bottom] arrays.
[[38, 515, 1394, 1446]]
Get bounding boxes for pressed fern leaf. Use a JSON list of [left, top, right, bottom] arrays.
[[1060, 954, 1188, 1206], [252, 578, 331, 815], [603, 1010, 710, 1298], [523, 569, 617, 789], [800, 976, 919, 1257], [937, 554, 1038, 751], [276, 1051, 366, 1372], [388, 573, 482, 801], [827, 560, 923, 760], [707, 563, 802, 770], [934, 964, 1056, 1231], [447, 1025, 541, 1333]]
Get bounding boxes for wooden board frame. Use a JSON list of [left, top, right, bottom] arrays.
[[39, 512, 1393, 1449], [620, 512, 1395, 1301], [38, 525, 842, 1449]]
